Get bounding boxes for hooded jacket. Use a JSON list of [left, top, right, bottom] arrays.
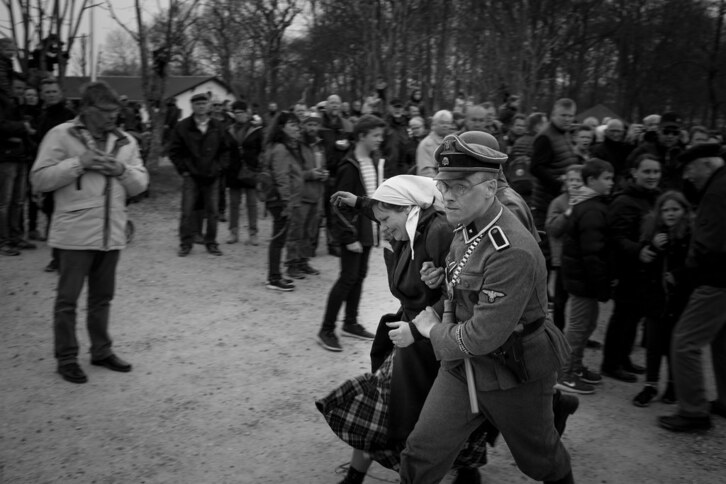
[[561, 187, 611, 300]]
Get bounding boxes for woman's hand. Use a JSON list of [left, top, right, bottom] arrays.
[[411, 307, 440, 339], [330, 191, 356, 207], [420, 261, 444, 289], [386, 321, 414, 348], [652, 233, 668, 250]]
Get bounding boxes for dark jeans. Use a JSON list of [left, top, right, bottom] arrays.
[[321, 245, 372, 332], [228, 186, 258, 236], [179, 176, 219, 246], [553, 266, 568, 331], [54, 249, 120, 364], [645, 316, 674, 384], [0, 162, 26, 245], [267, 204, 289, 281], [601, 297, 644, 372]]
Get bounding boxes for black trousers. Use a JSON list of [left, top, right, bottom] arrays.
[[321, 245, 371, 331]]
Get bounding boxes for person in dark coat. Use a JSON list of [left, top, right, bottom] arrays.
[[224, 101, 263, 246], [633, 190, 693, 407], [601, 154, 662, 382], [659, 143, 726, 432], [316, 115, 385, 351], [169, 93, 228, 257], [557, 159, 615, 395]]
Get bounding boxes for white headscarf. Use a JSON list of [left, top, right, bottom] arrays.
[[371, 175, 445, 259]]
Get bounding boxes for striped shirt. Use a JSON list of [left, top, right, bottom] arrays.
[[359, 157, 377, 197]]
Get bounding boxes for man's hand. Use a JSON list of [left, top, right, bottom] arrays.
[[411, 306, 440, 339], [345, 241, 363, 253], [639, 245, 657, 263], [420, 261, 444, 289], [386, 321, 414, 348]]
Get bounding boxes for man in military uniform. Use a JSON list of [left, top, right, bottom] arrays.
[[398, 131, 574, 483]]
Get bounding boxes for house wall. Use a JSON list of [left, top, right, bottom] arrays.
[[174, 80, 237, 119]]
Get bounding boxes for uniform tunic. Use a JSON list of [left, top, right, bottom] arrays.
[[400, 197, 572, 483]]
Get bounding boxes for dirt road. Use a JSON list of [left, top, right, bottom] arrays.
[[1, 165, 724, 483]]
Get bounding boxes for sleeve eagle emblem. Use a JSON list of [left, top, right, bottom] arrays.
[[481, 288, 506, 303]]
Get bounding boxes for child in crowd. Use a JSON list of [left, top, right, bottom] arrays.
[[556, 158, 615, 395], [546, 164, 584, 331], [633, 190, 693, 407]]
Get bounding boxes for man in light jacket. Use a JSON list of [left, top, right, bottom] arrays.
[[31, 81, 149, 384]]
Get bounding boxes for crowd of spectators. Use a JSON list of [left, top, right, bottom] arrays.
[[3, 34, 725, 443]]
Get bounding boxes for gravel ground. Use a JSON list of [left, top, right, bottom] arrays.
[[1, 164, 724, 484]]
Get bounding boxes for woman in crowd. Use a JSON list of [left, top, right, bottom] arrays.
[[263, 111, 304, 291], [601, 154, 662, 382], [633, 191, 693, 407], [316, 175, 491, 484]]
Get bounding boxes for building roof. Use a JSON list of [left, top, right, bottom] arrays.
[[60, 76, 229, 101]]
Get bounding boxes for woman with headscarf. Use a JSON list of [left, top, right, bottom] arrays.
[[316, 175, 492, 484]]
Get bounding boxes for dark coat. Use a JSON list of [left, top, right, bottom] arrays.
[[627, 140, 683, 191], [225, 123, 263, 189], [365, 205, 453, 440], [168, 116, 228, 181], [530, 123, 578, 214], [561, 195, 611, 300], [382, 114, 411, 178], [607, 182, 660, 299], [329, 152, 379, 247], [591, 137, 635, 181], [687, 166, 726, 288], [36, 102, 76, 142], [641, 228, 692, 321]]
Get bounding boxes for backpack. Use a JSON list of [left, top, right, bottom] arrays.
[[506, 155, 534, 197]]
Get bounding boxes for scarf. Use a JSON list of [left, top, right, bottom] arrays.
[[371, 175, 444, 259]]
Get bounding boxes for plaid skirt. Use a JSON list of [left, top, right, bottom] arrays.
[[315, 351, 490, 471]]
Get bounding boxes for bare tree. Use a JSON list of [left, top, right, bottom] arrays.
[[98, 29, 140, 76], [0, 0, 91, 84], [107, 0, 202, 170]]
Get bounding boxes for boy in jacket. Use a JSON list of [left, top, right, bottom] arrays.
[[317, 115, 385, 352], [556, 158, 614, 395]]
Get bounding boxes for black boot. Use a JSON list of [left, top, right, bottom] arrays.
[[452, 467, 481, 484], [338, 465, 366, 484], [545, 470, 574, 484], [553, 389, 579, 435]]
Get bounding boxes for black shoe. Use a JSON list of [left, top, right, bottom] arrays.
[[58, 362, 88, 383], [206, 244, 223, 256], [658, 413, 712, 432], [342, 323, 375, 340], [452, 466, 481, 484], [317, 330, 342, 352], [711, 400, 726, 419], [286, 266, 306, 279], [44, 259, 59, 272], [0, 245, 20, 256], [11, 239, 37, 249], [633, 385, 658, 407], [265, 279, 295, 291], [178, 245, 192, 257], [661, 383, 677, 404], [602, 367, 637, 383], [299, 262, 320, 275], [585, 339, 602, 349], [553, 390, 579, 436], [91, 354, 132, 372], [624, 361, 646, 374]]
